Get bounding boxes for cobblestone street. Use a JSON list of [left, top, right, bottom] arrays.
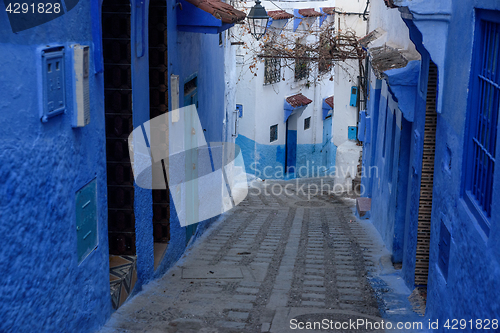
[[100, 178, 422, 333]]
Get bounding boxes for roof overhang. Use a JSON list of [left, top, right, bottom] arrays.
[[266, 10, 293, 34], [177, 0, 246, 34], [319, 7, 335, 27], [293, 8, 321, 32], [322, 96, 333, 120], [284, 93, 312, 122]]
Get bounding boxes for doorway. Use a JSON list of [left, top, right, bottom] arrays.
[[414, 61, 438, 286], [148, 0, 170, 270], [285, 115, 297, 175], [102, 0, 136, 309], [184, 75, 199, 245], [322, 115, 332, 173]]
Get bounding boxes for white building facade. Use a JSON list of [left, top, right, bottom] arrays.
[[234, 0, 368, 181]]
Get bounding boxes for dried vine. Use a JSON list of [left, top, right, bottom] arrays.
[[232, 19, 366, 83]]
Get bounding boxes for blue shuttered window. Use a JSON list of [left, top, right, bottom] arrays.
[[464, 11, 500, 235]]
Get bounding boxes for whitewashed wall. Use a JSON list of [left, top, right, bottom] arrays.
[[332, 0, 368, 147], [234, 0, 336, 148]]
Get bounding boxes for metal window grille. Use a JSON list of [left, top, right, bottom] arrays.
[[304, 117, 311, 130], [264, 57, 281, 85], [295, 58, 308, 81], [318, 58, 333, 74], [465, 13, 500, 234], [270, 124, 278, 142], [318, 32, 333, 74]]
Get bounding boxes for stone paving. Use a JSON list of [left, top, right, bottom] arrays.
[[100, 178, 423, 333]]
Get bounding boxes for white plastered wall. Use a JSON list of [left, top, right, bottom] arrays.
[[234, 0, 336, 149]]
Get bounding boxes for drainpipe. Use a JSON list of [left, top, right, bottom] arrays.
[[312, 37, 318, 152]]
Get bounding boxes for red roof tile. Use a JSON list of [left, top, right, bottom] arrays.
[[325, 96, 334, 108], [185, 0, 246, 24], [322, 7, 335, 15], [286, 93, 313, 108], [383, 0, 398, 8], [359, 28, 385, 48], [298, 8, 322, 18], [267, 10, 293, 20]]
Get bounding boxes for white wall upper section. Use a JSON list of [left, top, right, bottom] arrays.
[[332, 0, 368, 146], [224, 29, 238, 143], [368, 1, 416, 51], [234, 0, 336, 146]]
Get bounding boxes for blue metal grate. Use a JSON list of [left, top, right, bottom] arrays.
[[465, 12, 500, 234], [76, 179, 98, 264], [270, 124, 278, 142]]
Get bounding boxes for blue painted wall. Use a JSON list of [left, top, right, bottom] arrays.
[[361, 79, 381, 198], [407, 0, 500, 328], [296, 143, 333, 178], [364, 0, 500, 328], [0, 1, 111, 332], [286, 129, 297, 174], [362, 23, 431, 287], [0, 0, 231, 331], [131, 0, 154, 289], [363, 82, 407, 263], [236, 134, 336, 179], [152, 0, 227, 278]]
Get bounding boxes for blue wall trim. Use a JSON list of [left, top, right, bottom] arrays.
[[384, 60, 420, 122], [177, 0, 234, 34], [0, 1, 110, 331], [293, 9, 303, 32], [236, 134, 336, 179], [322, 98, 333, 120]]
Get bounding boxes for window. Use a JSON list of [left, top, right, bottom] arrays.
[[264, 57, 281, 85], [318, 31, 333, 74], [295, 58, 309, 81], [304, 117, 311, 130], [463, 10, 500, 235], [219, 32, 223, 46], [318, 57, 332, 74], [270, 124, 278, 142], [294, 42, 309, 81]]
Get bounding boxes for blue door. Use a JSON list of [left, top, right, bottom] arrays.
[[285, 120, 297, 175], [322, 116, 332, 172]]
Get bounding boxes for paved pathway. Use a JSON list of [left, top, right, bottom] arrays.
[[100, 178, 422, 333]]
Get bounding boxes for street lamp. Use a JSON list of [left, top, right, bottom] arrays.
[[247, 0, 269, 40]]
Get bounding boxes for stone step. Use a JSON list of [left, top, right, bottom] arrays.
[[356, 197, 371, 217]]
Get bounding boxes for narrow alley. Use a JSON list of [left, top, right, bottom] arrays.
[[2, 0, 499, 331], [101, 178, 422, 333]]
